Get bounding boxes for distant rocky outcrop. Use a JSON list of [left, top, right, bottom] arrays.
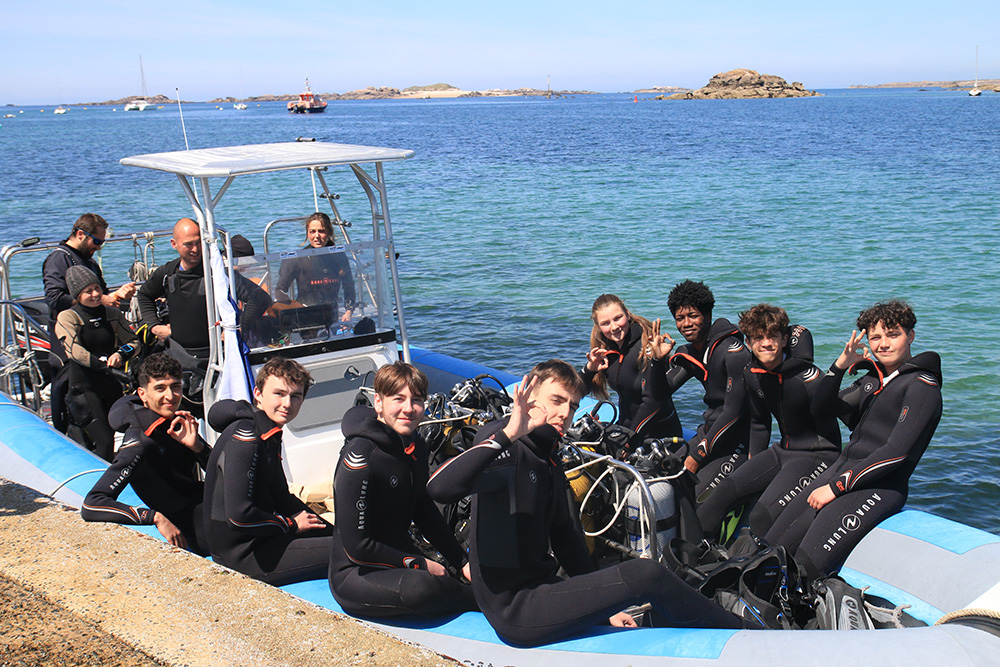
[[850, 79, 1000, 90], [338, 87, 403, 99], [666, 69, 819, 99], [635, 86, 690, 94], [403, 83, 460, 92], [87, 94, 176, 106]]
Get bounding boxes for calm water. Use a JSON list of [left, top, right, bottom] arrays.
[[1, 90, 997, 532]]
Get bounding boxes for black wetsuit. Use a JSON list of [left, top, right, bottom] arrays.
[[665, 318, 752, 496], [136, 257, 270, 356], [42, 242, 110, 432], [581, 322, 683, 441], [275, 244, 356, 316], [205, 400, 333, 585], [764, 351, 942, 579], [426, 419, 740, 647], [81, 395, 210, 554], [696, 326, 842, 539], [56, 303, 137, 461], [328, 406, 475, 617]]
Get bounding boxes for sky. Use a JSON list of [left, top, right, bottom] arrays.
[[2, 0, 998, 105]]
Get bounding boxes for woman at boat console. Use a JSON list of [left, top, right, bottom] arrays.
[[274, 212, 357, 322]]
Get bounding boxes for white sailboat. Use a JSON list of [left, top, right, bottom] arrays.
[[125, 56, 152, 111], [969, 46, 982, 97], [54, 75, 68, 114]]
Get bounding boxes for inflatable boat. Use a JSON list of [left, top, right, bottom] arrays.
[[2, 142, 999, 665]]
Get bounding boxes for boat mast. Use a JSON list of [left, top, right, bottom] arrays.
[[140, 55, 148, 99]]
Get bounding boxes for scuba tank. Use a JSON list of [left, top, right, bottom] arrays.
[[624, 477, 677, 558]]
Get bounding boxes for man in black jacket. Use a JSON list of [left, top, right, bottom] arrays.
[[42, 213, 135, 431], [427, 360, 740, 646], [136, 218, 270, 357]]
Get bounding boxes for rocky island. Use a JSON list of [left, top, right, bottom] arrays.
[[665, 69, 819, 99]]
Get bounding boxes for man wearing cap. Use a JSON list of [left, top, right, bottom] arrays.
[[42, 213, 136, 432]]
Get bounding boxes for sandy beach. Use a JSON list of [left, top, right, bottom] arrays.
[[0, 478, 456, 667]]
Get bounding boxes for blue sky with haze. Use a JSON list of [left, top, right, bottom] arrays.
[[3, 0, 997, 104]]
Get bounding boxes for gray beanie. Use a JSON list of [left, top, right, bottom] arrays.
[[66, 265, 100, 300]]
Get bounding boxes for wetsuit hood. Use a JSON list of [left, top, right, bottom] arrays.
[[785, 325, 815, 363], [904, 351, 943, 385], [848, 350, 943, 387], [524, 424, 562, 459], [701, 318, 743, 361], [108, 394, 163, 433], [342, 404, 411, 453], [207, 398, 258, 433]]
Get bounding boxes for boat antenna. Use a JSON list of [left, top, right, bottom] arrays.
[[176, 87, 190, 150]]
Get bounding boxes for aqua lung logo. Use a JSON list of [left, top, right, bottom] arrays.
[[390, 475, 399, 488], [726, 378, 733, 392], [528, 470, 537, 483], [899, 406, 908, 423], [778, 461, 829, 507], [721, 462, 734, 476], [864, 382, 875, 393], [357, 480, 368, 530], [840, 597, 862, 630], [823, 492, 882, 551]]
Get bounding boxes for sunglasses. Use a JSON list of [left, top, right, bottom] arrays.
[[76, 229, 105, 246]]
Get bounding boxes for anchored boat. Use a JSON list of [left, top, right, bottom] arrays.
[[287, 78, 327, 114], [2, 141, 1000, 665]]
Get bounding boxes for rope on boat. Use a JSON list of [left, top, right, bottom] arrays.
[[936, 607, 1000, 625]]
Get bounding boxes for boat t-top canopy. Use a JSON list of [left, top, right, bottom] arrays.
[[119, 140, 415, 413], [119, 141, 414, 178]]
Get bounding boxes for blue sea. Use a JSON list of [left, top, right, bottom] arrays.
[[1, 89, 997, 533]]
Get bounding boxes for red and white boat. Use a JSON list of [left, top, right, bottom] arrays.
[[287, 78, 327, 113]]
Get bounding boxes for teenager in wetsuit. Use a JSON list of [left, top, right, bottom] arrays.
[[764, 300, 942, 580], [275, 212, 356, 320], [663, 280, 752, 497], [696, 304, 842, 541], [55, 265, 139, 461], [581, 294, 683, 444], [328, 362, 476, 617], [427, 360, 741, 647], [205, 356, 333, 585], [81, 354, 209, 554]]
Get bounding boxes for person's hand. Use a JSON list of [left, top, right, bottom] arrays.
[[153, 512, 187, 549], [501, 375, 546, 442], [151, 324, 171, 340], [340, 310, 353, 322], [116, 282, 137, 301], [807, 484, 836, 510], [609, 611, 637, 628], [585, 347, 611, 373], [684, 455, 699, 474], [168, 411, 202, 451], [292, 510, 326, 533], [425, 559, 447, 576], [106, 352, 123, 369], [834, 329, 870, 371], [461, 562, 472, 582], [649, 318, 676, 360]]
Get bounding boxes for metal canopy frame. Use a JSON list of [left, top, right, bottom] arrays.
[[119, 141, 415, 412]]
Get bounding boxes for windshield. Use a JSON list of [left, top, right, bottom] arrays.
[[232, 239, 396, 354]]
